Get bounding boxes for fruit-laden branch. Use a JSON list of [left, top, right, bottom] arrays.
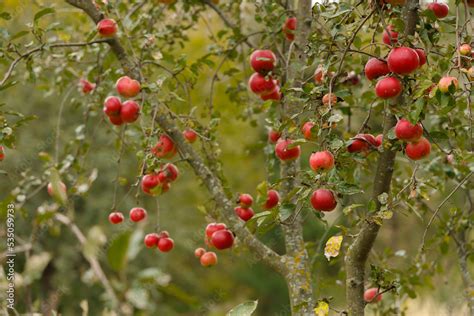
[[344, 1, 419, 315], [279, 0, 315, 314], [64, 0, 288, 275]]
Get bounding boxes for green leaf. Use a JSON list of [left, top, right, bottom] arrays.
[[227, 300, 258, 316], [107, 230, 132, 272], [0, 12, 11, 20], [34, 8, 55, 23]]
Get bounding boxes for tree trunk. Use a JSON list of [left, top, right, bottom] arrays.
[[345, 1, 419, 314]]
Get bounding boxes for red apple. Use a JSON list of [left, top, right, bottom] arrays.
[[382, 25, 398, 46], [415, 48, 427, 67], [309, 151, 335, 172], [157, 237, 174, 252], [282, 17, 297, 41], [120, 100, 140, 123], [275, 139, 301, 161], [314, 65, 326, 84], [152, 134, 177, 159], [438, 76, 458, 93], [387, 47, 420, 75], [365, 58, 390, 80], [375, 134, 383, 147], [459, 44, 471, 56], [183, 129, 198, 143], [200, 251, 218, 267], [108, 115, 123, 126], [144, 233, 160, 248], [268, 129, 282, 143], [263, 190, 280, 209], [249, 50, 277, 74], [301, 122, 317, 140], [310, 189, 337, 212], [375, 77, 402, 99], [364, 288, 383, 303], [205, 223, 227, 239], [260, 86, 281, 101], [248, 73, 277, 95], [97, 19, 117, 37], [210, 229, 234, 249], [427, 2, 449, 19], [108, 211, 124, 224], [0, 146, 4, 161], [238, 193, 253, 208], [395, 119, 423, 142], [129, 207, 147, 222], [322, 93, 337, 106], [194, 247, 206, 258], [79, 79, 96, 94], [115, 76, 141, 98], [103, 96, 122, 117], [141, 173, 160, 195], [235, 206, 255, 221], [158, 163, 179, 183], [405, 137, 431, 160]]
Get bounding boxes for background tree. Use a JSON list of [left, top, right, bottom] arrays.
[[0, 0, 472, 315]]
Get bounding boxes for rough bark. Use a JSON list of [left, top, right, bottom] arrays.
[[279, 0, 315, 314], [344, 1, 419, 315]]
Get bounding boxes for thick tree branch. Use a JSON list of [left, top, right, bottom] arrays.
[[345, 1, 419, 315], [64, 0, 287, 275]]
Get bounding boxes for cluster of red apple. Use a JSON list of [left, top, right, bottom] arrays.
[[248, 50, 281, 101], [144, 231, 174, 252], [141, 162, 179, 195], [192, 223, 235, 267], [103, 76, 141, 125], [395, 119, 431, 160], [108, 207, 147, 224]]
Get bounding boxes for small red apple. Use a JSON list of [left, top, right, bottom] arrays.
[[364, 58, 390, 81], [200, 251, 218, 267], [375, 134, 383, 147], [120, 100, 140, 123], [414, 48, 427, 67], [387, 47, 420, 75], [194, 247, 206, 258], [115, 76, 141, 98], [459, 44, 471, 56], [322, 93, 337, 106], [248, 73, 277, 95], [129, 207, 147, 222], [205, 223, 227, 239], [249, 50, 277, 74], [275, 139, 301, 161], [309, 151, 335, 172], [405, 137, 431, 160], [438, 76, 458, 93], [310, 189, 337, 212], [347, 134, 373, 153], [103, 96, 122, 117], [263, 190, 280, 209], [395, 118, 423, 142], [282, 17, 297, 41], [364, 288, 383, 303], [314, 65, 325, 84], [268, 129, 282, 143], [79, 79, 96, 94], [183, 129, 198, 143], [382, 25, 398, 46], [152, 134, 177, 159], [141, 173, 160, 195], [144, 233, 160, 248], [375, 77, 402, 99], [301, 122, 317, 140], [427, 2, 449, 19], [235, 206, 255, 221], [157, 237, 174, 252], [158, 163, 179, 182], [211, 229, 234, 249], [108, 211, 124, 224], [238, 193, 253, 208], [97, 19, 117, 37]]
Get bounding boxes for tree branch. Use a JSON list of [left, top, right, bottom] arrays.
[[64, 0, 287, 275], [345, 1, 420, 314]]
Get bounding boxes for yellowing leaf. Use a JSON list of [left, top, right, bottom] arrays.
[[314, 301, 329, 316], [324, 235, 343, 261]]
